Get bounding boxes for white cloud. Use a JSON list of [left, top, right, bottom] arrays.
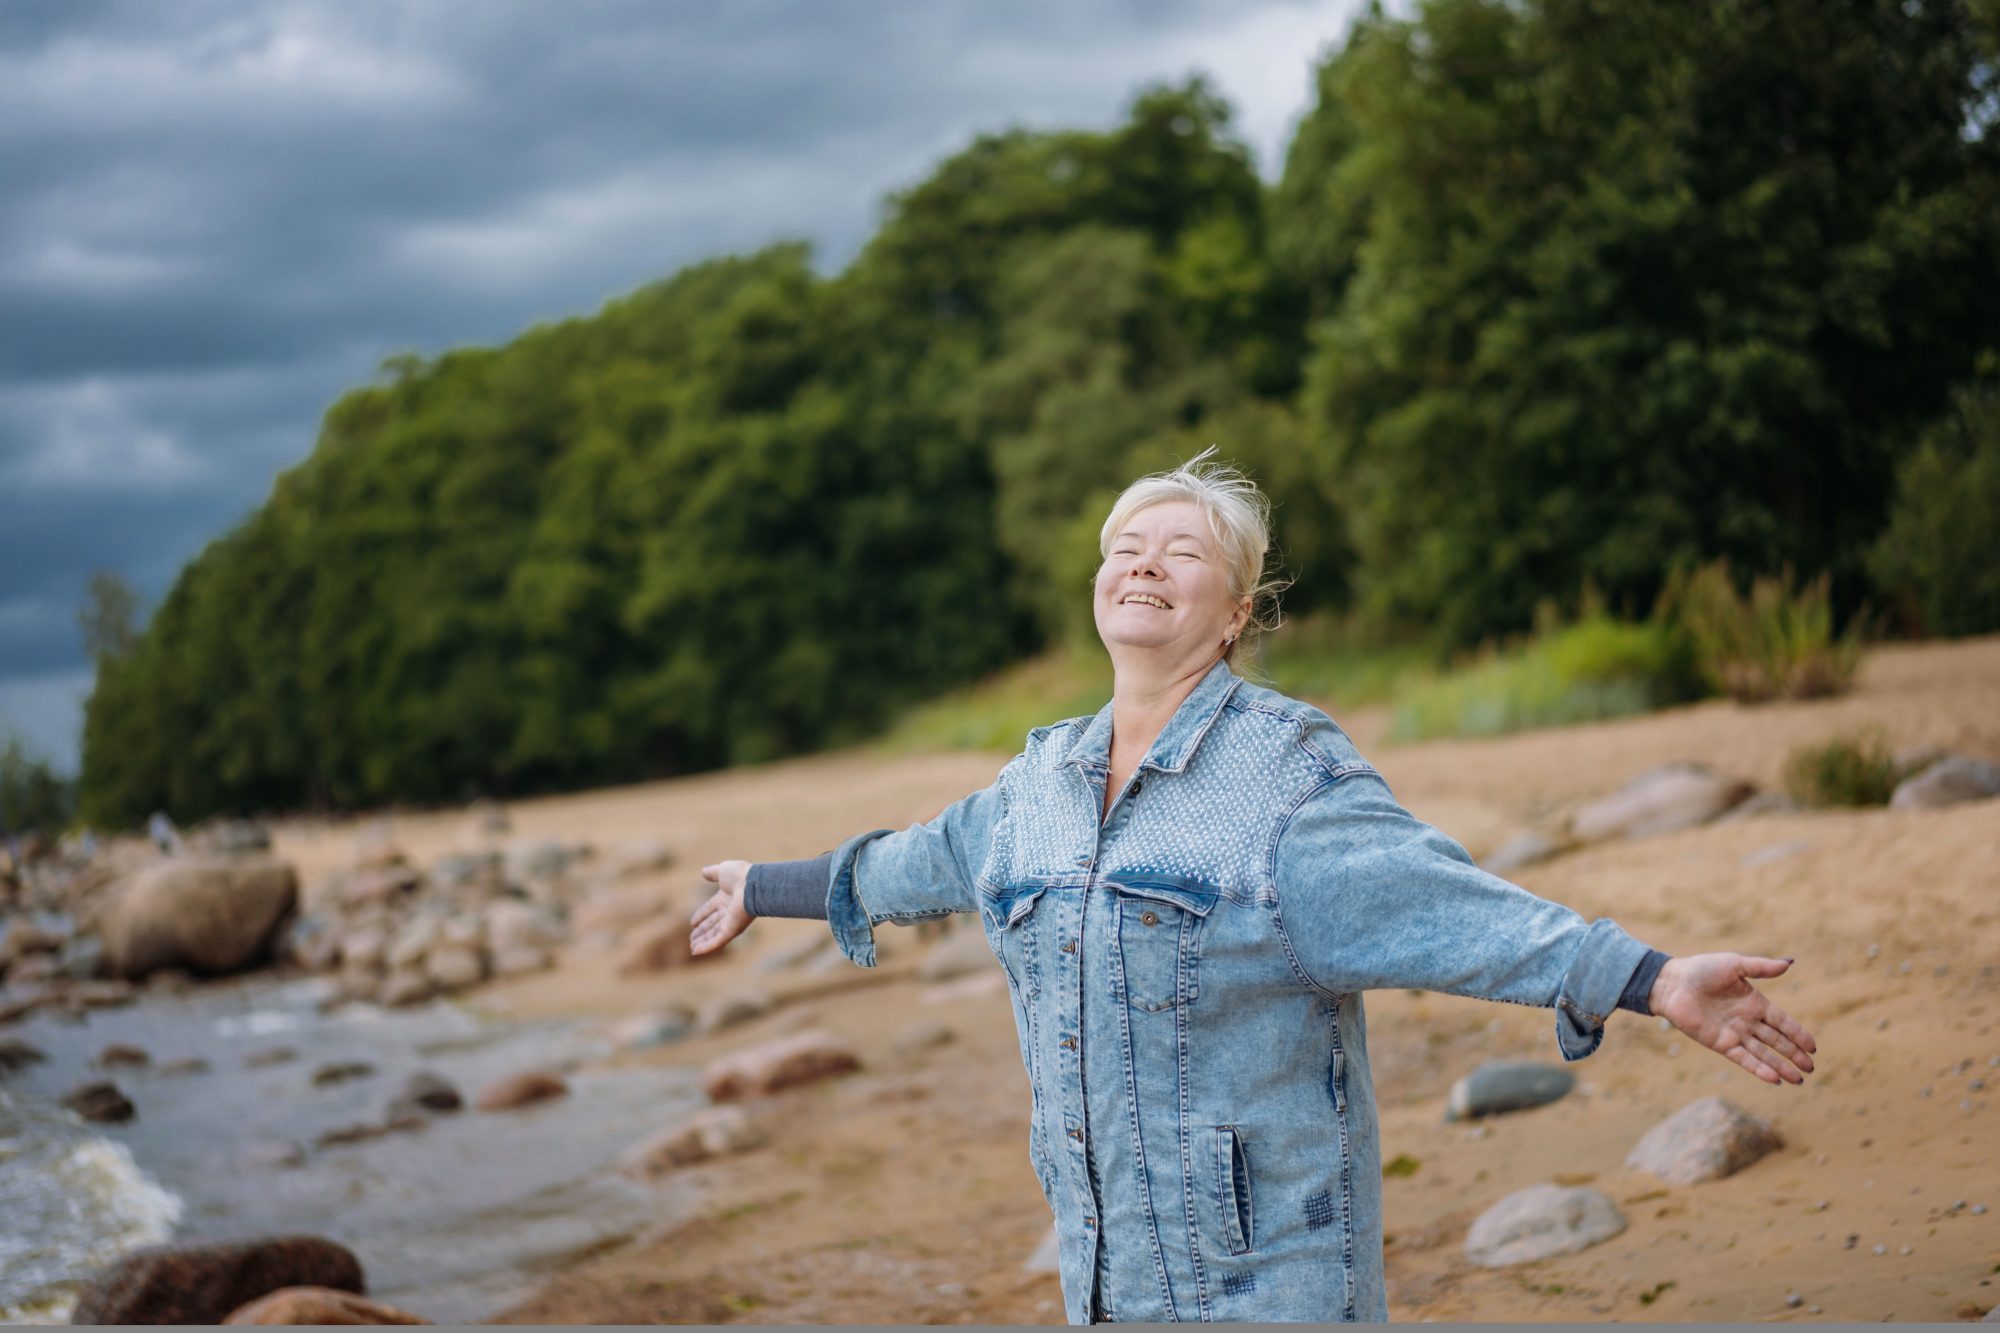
[[0, 380, 211, 492]]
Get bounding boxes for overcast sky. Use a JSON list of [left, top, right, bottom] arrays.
[[0, 0, 1363, 777]]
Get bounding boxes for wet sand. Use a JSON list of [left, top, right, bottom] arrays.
[[268, 635, 2000, 1324]]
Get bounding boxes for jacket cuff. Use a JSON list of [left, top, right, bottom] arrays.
[[826, 828, 895, 967], [1553, 918, 1652, 1061]]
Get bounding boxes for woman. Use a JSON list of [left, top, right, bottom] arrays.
[[690, 452, 1815, 1324]]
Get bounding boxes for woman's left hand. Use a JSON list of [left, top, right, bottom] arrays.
[[1649, 954, 1816, 1085]]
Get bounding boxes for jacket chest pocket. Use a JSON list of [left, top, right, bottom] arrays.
[[980, 880, 1051, 999], [1112, 875, 1216, 1013]]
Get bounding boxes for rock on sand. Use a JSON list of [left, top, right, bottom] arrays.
[[1464, 1184, 1627, 1267], [1625, 1096, 1783, 1184]]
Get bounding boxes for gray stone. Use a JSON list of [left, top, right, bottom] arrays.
[[1890, 756, 2000, 811], [386, 916, 442, 970], [64, 1080, 135, 1123], [1446, 1061, 1576, 1120], [485, 900, 567, 954], [1716, 789, 1803, 823], [617, 1105, 766, 1176], [895, 1021, 955, 1056], [505, 838, 579, 886], [1570, 764, 1753, 842], [697, 987, 777, 1035], [917, 929, 994, 983], [388, 1070, 462, 1118], [201, 821, 271, 855], [1892, 743, 1950, 779], [1480, 831, 1564, 875], [489, 944, 553, 976], [424, 942, 486, 991], [611, 1005, 697, 1050], [377, 969, 434, 1008], [1626, 1096, 1783, 1184], [1464, 1184, 1627, 1267], [429, 851, 500, 890], [1024, 1225, 1061, 1274]]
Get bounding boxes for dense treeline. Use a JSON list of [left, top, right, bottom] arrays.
[[79, 0, 2000, 826]]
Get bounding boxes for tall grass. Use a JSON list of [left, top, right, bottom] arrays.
[[1385, 605, 1694, 743], [1664, 561, 1866, 702], [1782, 728, 1897, 807]]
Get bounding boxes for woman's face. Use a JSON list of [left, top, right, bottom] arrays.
[[1093, 500, 1248, 663]]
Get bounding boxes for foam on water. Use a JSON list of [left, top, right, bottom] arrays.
[[0, 1089, 183, 1324]]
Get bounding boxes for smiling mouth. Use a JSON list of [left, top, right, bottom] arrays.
[[1121, 594, 1171, 609]]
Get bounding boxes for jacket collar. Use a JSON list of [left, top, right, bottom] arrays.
[[1062, 657, 1242, 775]]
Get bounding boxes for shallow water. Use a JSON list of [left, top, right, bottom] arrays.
[[0, 974, 704, 1323]]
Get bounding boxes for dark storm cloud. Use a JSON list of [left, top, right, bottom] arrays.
[[0, 0, 1358, 771]]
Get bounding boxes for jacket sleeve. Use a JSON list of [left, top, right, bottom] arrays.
[[1271, 767, 1651, 1060], [826, 771, 1010, 968]]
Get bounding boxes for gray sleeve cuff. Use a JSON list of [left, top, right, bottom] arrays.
[[1617, 948, 1671, 1016], [1553, 918, 1652, 1061], [743, 853, 835, 919]]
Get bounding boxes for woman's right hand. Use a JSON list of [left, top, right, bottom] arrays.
[[691, 860, 754, 956]]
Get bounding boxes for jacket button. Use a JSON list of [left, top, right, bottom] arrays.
[[1068, 1126, 1083, 1141], [1140, 910, 1159, 927], [1060, 1036, 1077, 1050], [1060, 940, 1076, 954], [1128, 780, 1142, 797]]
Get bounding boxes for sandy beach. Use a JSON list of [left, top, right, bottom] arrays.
[[257, 635, 2000, 1324]]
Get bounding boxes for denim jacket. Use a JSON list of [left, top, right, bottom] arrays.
[[824, 659, 1651, 1323]]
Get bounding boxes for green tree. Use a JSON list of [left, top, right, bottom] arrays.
[[1298, 0, 2000, 646]]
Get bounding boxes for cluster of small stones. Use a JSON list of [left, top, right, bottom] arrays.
[[284, 812, 602, 1008]]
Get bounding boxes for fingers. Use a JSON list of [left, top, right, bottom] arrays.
[[1725, 1042, 1783, 1085], [1752, 1020, 1813, 1076], [1736, 955, 1793, 980], [1740, 1028, 1806, 1084], [701, 863, 721, 883], [1764, 1002, 1817, 1055]]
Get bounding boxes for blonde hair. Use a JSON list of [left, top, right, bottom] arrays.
[[1098, 446, 1288, 662]]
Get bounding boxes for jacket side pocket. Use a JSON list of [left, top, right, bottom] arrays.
[[1216, 1125, 1255, 1254]]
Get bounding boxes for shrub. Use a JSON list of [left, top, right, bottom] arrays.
[[1868, 381, 2000, 637], [1386, 605, 1694, 743], [1663, 561, 1865, 703], [1782, 729, 1897, 808]]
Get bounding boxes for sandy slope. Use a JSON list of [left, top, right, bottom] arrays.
[[271, 636, 2000, 1324]]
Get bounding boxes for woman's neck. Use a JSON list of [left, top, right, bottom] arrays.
[[1108, 654, 1223, 758]]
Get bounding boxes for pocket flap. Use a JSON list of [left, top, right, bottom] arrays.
[[980, 879, 1052, 933], [1108, 873, 1219, 917]]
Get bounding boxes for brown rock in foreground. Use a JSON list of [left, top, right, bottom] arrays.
[[224, 1287, 429, 1325], [474, 1069, 568, 1111], [69, 1236, 364, 1325], [98, 855, 299, 980], [1625, 1095, 1783, 1184], [702, 1030, 861, 1102], [63, 1080, 135, 1123]]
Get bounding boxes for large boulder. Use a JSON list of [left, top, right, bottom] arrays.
[[1625, 1096, 1782, 1184], [1464, 1184, 1626, 1267], [68, 1236, 364, 1324], [1890, 756, 2000, 811], [702, 1031, 860, 1102], [98, 856, 299, 980], [1569, 764, 1752, 842], [224, 1286, 428, 1324]]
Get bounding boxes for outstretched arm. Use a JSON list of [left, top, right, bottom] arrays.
[[1650, 953, 1816, 1084], [690, 859, 755, 956]]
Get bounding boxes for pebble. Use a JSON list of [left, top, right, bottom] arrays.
[[1844, 1234, 1859, 1250], [1813, 1200, 1829, 1212], [1878, 1017, 1891, 1031], [1786, 1293, 1803, 1308], [1808, 1305, 1822, 1315], [1866, 943, 1880, 959], [1990, 1056, 1999, 1068], [1897, 960, 1912, 975], [1899, 1245, 1912, 1256], [1972, 1079, 1987, 1092], [1975, 1204, 1989, 1215], [1920, 1087, 1932, 1098], [1816, 1154, 1830, 1166]]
